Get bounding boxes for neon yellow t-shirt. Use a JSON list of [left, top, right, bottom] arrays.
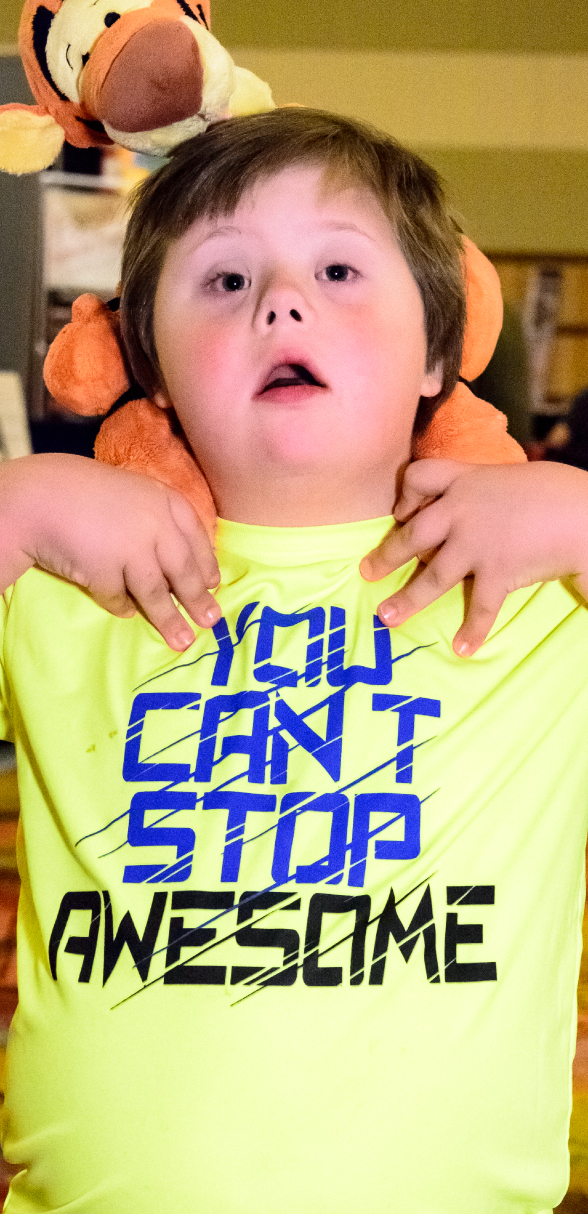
[[1, 514, 588, 1214]]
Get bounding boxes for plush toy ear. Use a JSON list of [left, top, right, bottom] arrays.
[[44, 295, 130, 415], [0, 104, 65, 174]]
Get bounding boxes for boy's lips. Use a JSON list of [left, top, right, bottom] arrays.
[[255, 360, 327, 401]]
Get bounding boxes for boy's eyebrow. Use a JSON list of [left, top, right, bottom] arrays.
[[190, 220, 380, 252], [318, 221, 379, 244], [192, 224, 243, 249]]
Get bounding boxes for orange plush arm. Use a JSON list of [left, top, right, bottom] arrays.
[[413, 237, 525, 465]]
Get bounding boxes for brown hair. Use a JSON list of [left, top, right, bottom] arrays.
[[120, 107, 466, 409]]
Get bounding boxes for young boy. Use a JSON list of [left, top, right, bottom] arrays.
[[1, 107, 588, 1214]]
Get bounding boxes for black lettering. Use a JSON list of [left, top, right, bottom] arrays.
[[370, 884, 440, 984], [445, 886, 497, 982], [102, 891, 166, 984], [232, 890, 300, 987], [447, 885, 495, 905], [303, 893, 371, 987], [164, 891, 234, 984], [49, 891, 101, 982]]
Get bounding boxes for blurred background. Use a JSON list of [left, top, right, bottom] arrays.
[[1, 0, 588, 1207]]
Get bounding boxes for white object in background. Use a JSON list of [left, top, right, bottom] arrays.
[[523, 264, 563, 416], [43, 184, 126, 296], [0, 373, 32, 461]]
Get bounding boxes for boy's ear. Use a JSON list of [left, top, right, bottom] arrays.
[[152, 389, 173, 410], [419, 361, 443, 398]]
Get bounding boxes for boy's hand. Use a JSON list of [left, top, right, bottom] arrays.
[[0, 454, 220, 651], [360, 459, 588, 656]]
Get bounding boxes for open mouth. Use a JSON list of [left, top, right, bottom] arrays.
[[260, 364, 325, 393]]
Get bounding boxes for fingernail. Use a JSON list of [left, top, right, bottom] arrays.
[[379, 604, 398, 625], [176, 628, 194, 649], [202, 605, 221, 626], [456, 641, 471, 657]]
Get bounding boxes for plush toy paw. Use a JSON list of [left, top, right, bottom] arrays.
[[227, 67, 276, 118], [412, 382, 526, 464], [44, 295, 130, 416], [0, 104, 65, 175], [95, 398, 217, 540]]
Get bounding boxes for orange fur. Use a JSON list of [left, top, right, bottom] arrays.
[[44, 295, 130, 416], [95, 398, 217, 540], [17, 0, 109, 149]]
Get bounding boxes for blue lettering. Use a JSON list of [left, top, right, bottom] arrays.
[[254, 607, 325, 688], [195, 692, 270, 784], [123, 693, 200, 783], [327, 608, 392, 688], [372, 694, 441, 782], [271, 791, 349, 886], [348, 792, 421, 887], [123, 790, 197, 884], [210, 603, 259, 686], [203, 791, 276, 882], [271, 689, 345, 783]]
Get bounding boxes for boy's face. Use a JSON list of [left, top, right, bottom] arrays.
[[153, 164, 442, 525]]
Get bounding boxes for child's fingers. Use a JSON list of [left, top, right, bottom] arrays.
[[156, 540, 222, 632], [394, 459, 468, 521], [452, 576, 506, 657], [123, 560, 199, 651], [360, 499, 450, 582], [376, 547, 467, 626], [88, 583, 137, 621], [167, 491, 220, 589]]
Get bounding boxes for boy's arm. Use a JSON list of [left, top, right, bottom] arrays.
[[360, 459, 588, 656], [0, 453, 220, 650]]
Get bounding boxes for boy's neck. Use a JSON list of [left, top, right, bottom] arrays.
[[210, 465, 405, 527]]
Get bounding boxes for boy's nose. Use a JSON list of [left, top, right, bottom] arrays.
[[256, 273, 312, 329], [266, 309, 302, 324]]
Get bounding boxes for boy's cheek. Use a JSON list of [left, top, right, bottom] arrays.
[[160, 329, 234, 413]]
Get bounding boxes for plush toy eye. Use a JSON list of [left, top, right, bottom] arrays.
[[104, 12, 121, 27]]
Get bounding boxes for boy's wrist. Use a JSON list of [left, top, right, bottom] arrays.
[[0, 453, 80, 583]]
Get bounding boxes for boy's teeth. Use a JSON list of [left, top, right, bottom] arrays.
[[262, 363, 321, 391]]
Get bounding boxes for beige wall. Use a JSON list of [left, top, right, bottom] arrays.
[[216, 0, 588, 52], [4, 0, 588, 51], [0, 0, 21, 46], [2, 0, 587, 250], [231, 45, 588, 251]]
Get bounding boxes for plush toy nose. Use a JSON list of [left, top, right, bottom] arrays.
[[84, 20, 203, 134]]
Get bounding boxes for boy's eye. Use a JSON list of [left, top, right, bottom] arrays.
[[219, 273, 247, 292], [325, 264, 351, 282]]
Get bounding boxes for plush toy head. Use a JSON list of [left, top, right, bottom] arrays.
[[44, 234, 526, 541], [0, 0, 274, 173]]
